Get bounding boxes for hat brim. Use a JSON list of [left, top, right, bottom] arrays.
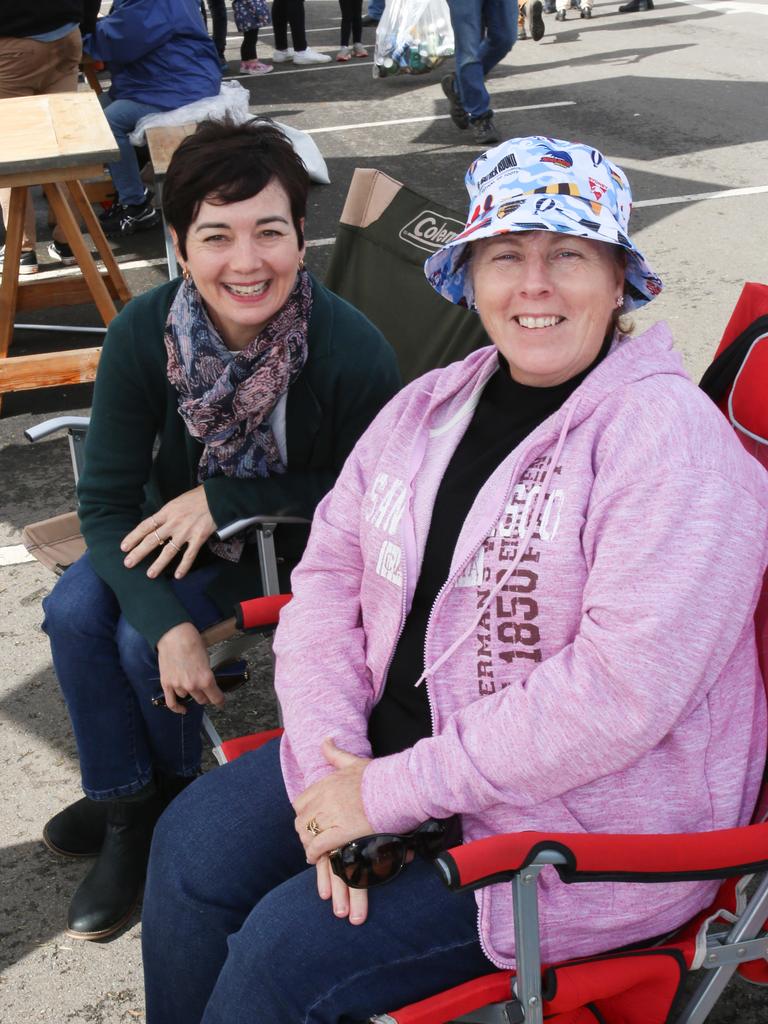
[[424, 192, 662, 313]]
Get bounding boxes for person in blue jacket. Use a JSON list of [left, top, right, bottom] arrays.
[[83, 0, 221, 236]]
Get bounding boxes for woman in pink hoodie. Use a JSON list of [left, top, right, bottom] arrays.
[[142, 137, 768, 1024]]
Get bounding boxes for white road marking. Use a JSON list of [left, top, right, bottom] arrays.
[[667, 0, 768, 14], [0, 545, 36, 566], [304, 100, 576, 134], [634, 184, 768, 208]]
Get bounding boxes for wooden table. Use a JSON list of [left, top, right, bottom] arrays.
[[0, 91, 131, 395]]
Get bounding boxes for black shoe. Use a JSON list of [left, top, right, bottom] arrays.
[[618, 0, 653, 9], [555, 8, 566, 19], [0, 245, 39, 276], [47, 239, 78, 266], [441, 73, 470, 130], [470, 112, 500, 146], [66, 784, 163, 940], [119, 196, 161, 236], [527, 0, 545, 39], [43, 797, 109, 858], [361, 14, 379, 25]]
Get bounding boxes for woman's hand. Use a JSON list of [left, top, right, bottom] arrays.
[[121, 485, 216, 580], [294, 739, 373, 862], [316, 855, 369, 925], [156, 622, 224, 714]]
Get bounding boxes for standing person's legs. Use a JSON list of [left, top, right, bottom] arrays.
[[143, 740, 492, 1024], [241, 27, 259, 60], [0, 29, 81, 259], [271, 0, 292, 52], [206, 0, 230, 58], [445, 0, 488, 119], [286, 0, 309, 52], [478, 0, 517, 78]]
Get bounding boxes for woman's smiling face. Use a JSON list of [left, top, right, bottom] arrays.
[[176, 179, 305, 351], [470, 231, 625, 386]]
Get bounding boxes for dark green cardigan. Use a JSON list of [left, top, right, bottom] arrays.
[[77, 275, 400, 647]]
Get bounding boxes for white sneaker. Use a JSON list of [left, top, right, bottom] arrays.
[[272, 48, 295, 62], [292, 47, 331, 64]]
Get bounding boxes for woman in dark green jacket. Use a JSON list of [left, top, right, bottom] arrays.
[[40, 119, 400, 941]]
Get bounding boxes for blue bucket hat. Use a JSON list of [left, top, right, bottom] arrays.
[[424, 136, 663, 312]]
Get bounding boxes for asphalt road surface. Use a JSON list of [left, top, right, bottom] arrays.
[[1, 0, 767, 1021]]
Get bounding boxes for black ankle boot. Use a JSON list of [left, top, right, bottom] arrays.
[[618, 0, 653, 11], [66, 783, 163, 940], [43, 797, 109, 858], [157, 771, 198, 808]]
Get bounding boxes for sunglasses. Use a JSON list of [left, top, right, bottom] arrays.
[[329, 817, 462, 889], [150, 659, 250, 709]]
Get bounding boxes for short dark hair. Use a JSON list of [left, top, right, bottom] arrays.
[[162, 118, 310, 259]]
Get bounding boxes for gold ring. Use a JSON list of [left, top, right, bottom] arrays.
[[153, 529, 165, 546], [306, 817, 323, 836], [167, 539, 181, 553]]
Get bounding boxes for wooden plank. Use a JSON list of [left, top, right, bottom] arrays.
[[0, 187, 28, 357], [0, 348, 101, 394], [44, 181, 120, 325], [65, 179, 132, 303], [14, 273, 121, 312], [0, 93, 118, 177], [0, 162, 106, 190], [146, 123, 197, 178]]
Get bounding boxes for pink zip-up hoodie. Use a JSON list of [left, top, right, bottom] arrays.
[[274, 322, 768, 968]]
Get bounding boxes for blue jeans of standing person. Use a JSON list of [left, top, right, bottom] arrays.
[[446, 0, 518, 119], [143, 740, 492, 1023], [367, 0, 385, 19], [42, 554, 223, 799], [99, 95, 165, 206]]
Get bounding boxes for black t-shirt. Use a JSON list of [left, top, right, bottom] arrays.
[[368, 342, 610, 758]]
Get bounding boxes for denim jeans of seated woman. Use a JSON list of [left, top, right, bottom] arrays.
[[42, 554, 223, 800], [446, 0, 518, 119], [143, 740, 492, 1024]]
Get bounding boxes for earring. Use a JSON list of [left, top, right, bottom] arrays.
[[615, 295, 623, 310], [298, 257, 305, 271], [182, 265, 191, 282]]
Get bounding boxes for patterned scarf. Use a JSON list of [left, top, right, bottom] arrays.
[[164, 270, 312, 561]]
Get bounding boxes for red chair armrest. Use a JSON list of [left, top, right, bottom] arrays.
[[235, 594, 292, 631], [435, 822, 768, 891]]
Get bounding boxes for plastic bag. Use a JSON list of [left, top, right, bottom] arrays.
[[128, 83, 331, 185], [373, 0, 454, 78], [129, 81, 250, 145], [232, 0, 270, 32]]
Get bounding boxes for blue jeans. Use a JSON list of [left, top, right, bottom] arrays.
[[143, 740, 492, 1023], [446, 0, 518, 119], [367, 0, 385, 18], [42, 554, 223, 799], [99, 95, 165, 206]]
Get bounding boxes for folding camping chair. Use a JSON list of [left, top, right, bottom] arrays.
[[213, 282, 768, 1024]]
